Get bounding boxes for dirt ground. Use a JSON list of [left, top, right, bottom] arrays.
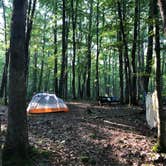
[[1, 102, 166, 166]]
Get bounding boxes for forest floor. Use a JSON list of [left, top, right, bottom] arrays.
[[1, 102, 166, 166]]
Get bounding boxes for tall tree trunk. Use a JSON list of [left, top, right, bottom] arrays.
[[131, 0, 138, 105], [59, 0, 67, 98], [86, 0, 93, 98], [25, 0, 37, 83], [143, 0, 154, 93], [0, 0, 9, 105], [71, 0, 78, 99], [158, 0, 166, 33], [95, 0, 100, 99], [53, 1, 58, 95], [155, 0, 166, 151], [3, 0, 29, 161], [64, 9, 70, 98], [38, 46, 45, 92], [118, 30, 124, 104], [117, 1, 131, 104], [44, 61, 50, 92], [137, 0, 141, 100], [32, 50, 37, 93], [38, 16, 46, 92], [77, 18, 83, 98], [103, 54, 108, 95]]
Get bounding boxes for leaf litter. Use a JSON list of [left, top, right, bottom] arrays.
[[1, 102, 166, 166]]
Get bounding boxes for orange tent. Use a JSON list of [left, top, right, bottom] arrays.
[[27, 93, 69, 113]]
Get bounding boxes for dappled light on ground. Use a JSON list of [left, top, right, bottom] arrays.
[[1, 103, 166, 165]]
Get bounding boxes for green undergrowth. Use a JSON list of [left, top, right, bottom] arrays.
[[152, 143, 166, 153]]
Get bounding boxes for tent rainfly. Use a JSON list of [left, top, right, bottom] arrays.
[[27, 93, 69, 113]]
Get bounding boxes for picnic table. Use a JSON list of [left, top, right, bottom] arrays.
[[97, 96, 120, 105]]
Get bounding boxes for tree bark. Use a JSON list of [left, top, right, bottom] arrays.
[[158, 0, 166, 33], [32, 50, 37, 93], [86, 0, 93, 98], [117, 1, 131, 104], [38, 15, 47, 92], [59, 0, 68, 98], [118, 30, 124, 104], [131, 0, 138, 105], [155, 0, 166, 151], [71, 0, 78, 99], [3, 0, 29, 160], [143, 0, 154, 93], [95, 0, 100, 99], [25, 0, 37, 83], [53, 1, 58, 95]]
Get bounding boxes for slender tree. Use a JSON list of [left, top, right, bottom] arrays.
[[38, 17, 46, 92], [71, 0, 78, 99], [25, 0, 37, 82], [95, 0, 100, 99], [0, 0, 9, 104], [32, 50, 38, 93], [86, 0, 93, 98], [59, 0, 67, 98], [53, 0, 58, 95], [131, 0, 139, 105], [118, 29, 124, 104]]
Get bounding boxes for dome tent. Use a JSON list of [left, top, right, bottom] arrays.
[[27, 93, 69, 113]]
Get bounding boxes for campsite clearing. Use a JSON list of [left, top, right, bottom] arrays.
[[1, 102, 166, 165]]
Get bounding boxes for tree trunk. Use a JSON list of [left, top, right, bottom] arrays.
[[131, 0, 138, 105], [0, 0, 9, 105], [3, 0, 29, 161], [59, 0, 67, 98], [71, 0, 78, 99], [25, 0, 37, 83], [64, 8, 70, 98], [143, 0, 154, 93], [53, 1, 58, 95], [86, 0, 93, 98], [32, 50, 37, 93], [95, 0, 100, 99], [117, 1, 131, 104], [155, 0, 166, 151], [118, 30, 124, 104], [38, 16, 46, 92], [158, 0, 166, 33]]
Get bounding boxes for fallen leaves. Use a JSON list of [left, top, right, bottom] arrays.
[[1, 103, 166, 165]]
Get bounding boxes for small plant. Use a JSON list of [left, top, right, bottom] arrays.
[[152, 143, 162, 153], [90, 133, 97, 139], [80, 155, 89, 163]]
